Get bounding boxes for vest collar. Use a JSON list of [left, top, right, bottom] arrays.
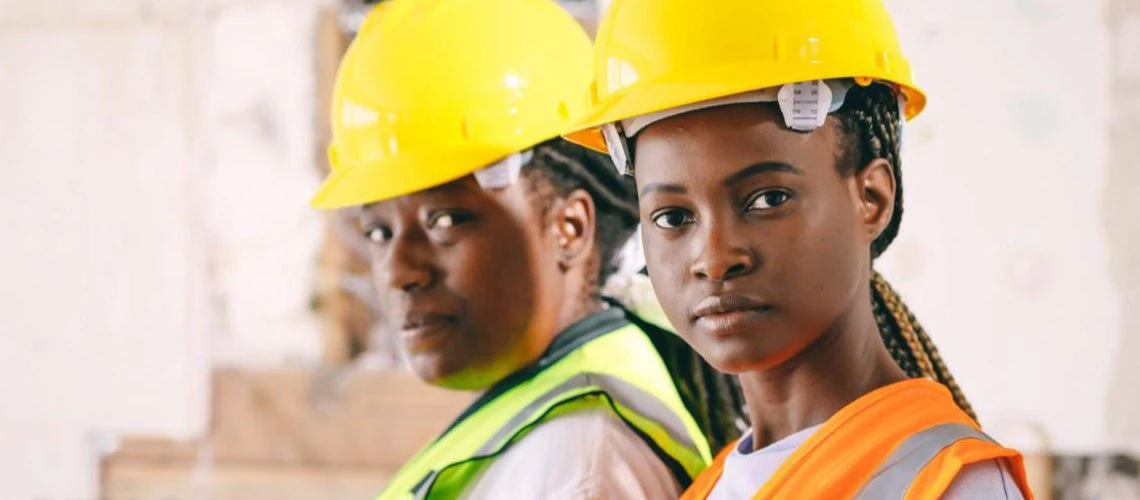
[[439, 306, 631, 437]]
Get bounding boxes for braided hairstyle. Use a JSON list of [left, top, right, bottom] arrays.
[[522, 139, 641, 288], [522, 138, 748, 451], [836, 83, 976, 419]]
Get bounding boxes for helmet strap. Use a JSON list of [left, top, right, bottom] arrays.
[[601, 122, 634, 176], [473, 150, 534, 190]]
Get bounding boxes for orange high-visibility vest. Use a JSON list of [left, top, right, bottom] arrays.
[[682, 379, 1033, 499]]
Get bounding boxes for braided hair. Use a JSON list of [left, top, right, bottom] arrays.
[[837, 84, 976, 419], [522, 138, 749, 451], [522, 139, 641, 288]]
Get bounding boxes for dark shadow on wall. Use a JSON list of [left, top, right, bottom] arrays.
[[1053, 454, 1140, 499]]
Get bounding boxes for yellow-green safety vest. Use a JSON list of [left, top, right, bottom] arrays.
[[378, 307, 714, 499]]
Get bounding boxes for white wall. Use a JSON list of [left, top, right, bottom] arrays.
[[0, 2, 207, 498], [879, 0, 1126, 454], [0, 0, 326, 498], [1104, 0, 1140, 458], [199, 2, 325, 367]]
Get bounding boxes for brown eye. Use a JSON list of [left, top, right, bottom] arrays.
[[427, 210, 475, 231], [432, 213, 455, 230], [747, 190, 791, 211], [365, 226, 392, 243], [651, 209, 693, 229]]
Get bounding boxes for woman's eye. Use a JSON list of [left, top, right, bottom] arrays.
[[365, 226, 392, 243], [428, 210, 474, 231], [432, 214, 455, 230], [651, 209, 693, 229], [748, 190, 791, 211]]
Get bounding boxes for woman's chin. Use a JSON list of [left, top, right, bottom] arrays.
[[700, 338, 802, 375]]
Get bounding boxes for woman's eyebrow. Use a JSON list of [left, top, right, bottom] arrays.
[[723, 161, 804, 188]]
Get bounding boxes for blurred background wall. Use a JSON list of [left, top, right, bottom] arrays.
[[0, 0, 1137, 498]]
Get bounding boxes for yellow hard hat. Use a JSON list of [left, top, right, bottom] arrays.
[[565, 0, 926, 155], [311, 0, 594, 209]]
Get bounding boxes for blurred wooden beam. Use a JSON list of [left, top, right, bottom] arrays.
[[104, 462, 389, 500], [312, 5, 376, 364], [103, 368, 471, 498]]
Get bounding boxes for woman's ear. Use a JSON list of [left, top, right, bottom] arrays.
[[551, 189, 595, 271], [855, 158, 896, 245]]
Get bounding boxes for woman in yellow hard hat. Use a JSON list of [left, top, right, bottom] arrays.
[[567, 0, 1033, 498], [311, 0, 746, 498]]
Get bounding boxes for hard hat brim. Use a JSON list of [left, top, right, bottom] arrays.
[[310, 148, 510, 209], [565, 64, 926, 154]]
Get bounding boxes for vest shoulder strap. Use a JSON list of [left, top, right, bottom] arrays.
[[855, 423, 1027, 499], [381, 320, 711, 500], [749, 378, 1030, 499], [905, 435, 1032, 499]]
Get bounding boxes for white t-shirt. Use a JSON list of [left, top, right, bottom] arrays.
[[708, 426, 1026, 499], [461, 408, 682, 500]]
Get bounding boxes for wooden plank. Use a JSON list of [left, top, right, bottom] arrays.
[[108, 369, 471, 469], [104, 461, 391, 500]]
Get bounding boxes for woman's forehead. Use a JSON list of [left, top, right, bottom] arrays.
[[360, 176, 488, 215], [633, 104, 840, 185]]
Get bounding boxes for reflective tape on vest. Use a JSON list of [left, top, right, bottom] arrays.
[[475, 372, 699, 456], [855, 423, 998, 499]]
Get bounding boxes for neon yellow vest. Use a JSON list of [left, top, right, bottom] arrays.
[[378, 308, 714, 499]]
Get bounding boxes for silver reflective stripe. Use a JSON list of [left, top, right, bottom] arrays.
[[412, 372, 700, 498], [473, 372, 698, 456], [589, 372, 698, 453], [414, 472, 435, 500], [855, 423, 995, 499]]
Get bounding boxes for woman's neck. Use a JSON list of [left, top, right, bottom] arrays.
[[554, 294, 606, 334], [739, 289, 907, 450]]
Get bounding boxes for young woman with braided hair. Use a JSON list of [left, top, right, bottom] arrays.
[[527, 134, 973, 443], [565, 0, 1031, 497]]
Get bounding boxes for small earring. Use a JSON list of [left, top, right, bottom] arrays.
[[561, 221, 578, 237]]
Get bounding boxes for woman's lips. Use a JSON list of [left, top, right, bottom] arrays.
[[400, 313, 457, 353], [691, 294, 772, 336]]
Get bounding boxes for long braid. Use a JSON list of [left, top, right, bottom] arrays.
[[838, 84, 976, 419], [876, 274, 977, 419], [872, 273, 935, 378], [524, 138, 748, 451], [871, 273, 976, 420], [871, 277, 921, 377]]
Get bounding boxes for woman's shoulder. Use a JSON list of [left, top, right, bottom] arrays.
[[943, 458, 1027, 500], [464, 409, 681, 500]]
